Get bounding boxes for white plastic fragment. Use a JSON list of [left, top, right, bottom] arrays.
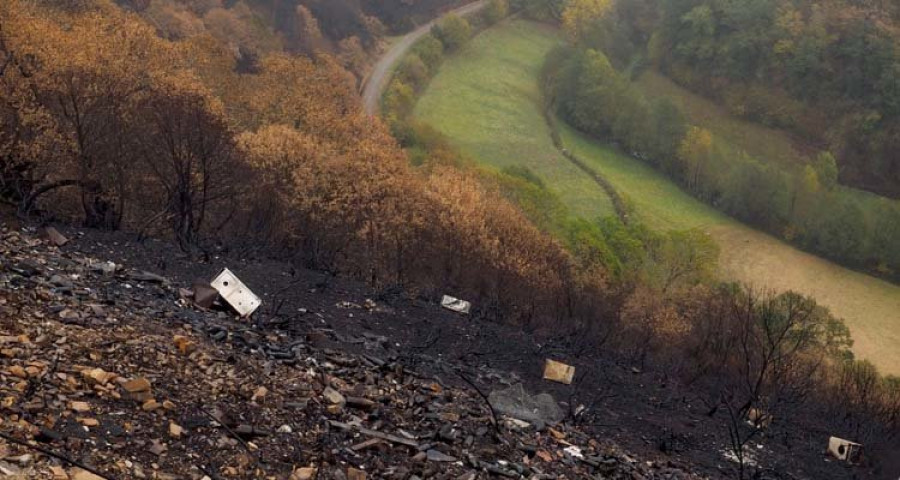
[[210, 268, 261, 317], [441, 295, 471, 314], [563, 446, 583, 459]]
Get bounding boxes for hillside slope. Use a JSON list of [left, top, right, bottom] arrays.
[[0, 221, 703, 479], [0, 220, 884, 479]]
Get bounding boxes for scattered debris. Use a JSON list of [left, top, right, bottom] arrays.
[[543, 359, 575, 385], [322, 386, 345, 405], [827, 437, 863, 464], [42, 226, 69, 246], [347, 467, 367, 480], [291, 467, 317, 480], [0, 225, 736, 479], [441, 295, 471, 314], [488, 384, 565, 429], [426, 449, 458, 462], [127, 270, 170, 284], [564, 445, 584, 459], [211, 268, 261, 317], [192, 281, 220, 309], [173, 334, 196, 355], [721, 446, 758, 467], [747, 408, 773, 429], [328, 421, 420, 449]]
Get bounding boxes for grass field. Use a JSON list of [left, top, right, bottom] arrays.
[[412, 20, 615, 220], [414, 19, 900, 375]]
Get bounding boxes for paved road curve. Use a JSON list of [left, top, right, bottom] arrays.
[[361, 0, 489, 116]]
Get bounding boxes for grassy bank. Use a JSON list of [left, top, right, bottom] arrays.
[[413, 18, 900, 375], [412, 19, 615, 220]]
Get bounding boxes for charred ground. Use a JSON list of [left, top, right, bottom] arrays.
[[0, 217, 890, 479]]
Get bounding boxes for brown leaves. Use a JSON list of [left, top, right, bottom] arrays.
[[2, 0, 607, 330]]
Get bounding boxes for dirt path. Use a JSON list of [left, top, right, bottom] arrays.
[[361, 0, 488, 115]]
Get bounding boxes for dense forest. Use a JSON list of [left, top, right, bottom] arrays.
[[655, 0, 900, 198], [111, 0, 462, 79], [521, 0, 900, 198], [528, 0, 900, 280], [2, 0, 900, 475]]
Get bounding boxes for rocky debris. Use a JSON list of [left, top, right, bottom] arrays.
[[41, 226, 68, 247], [126, 270, 170, 284], [0, 225, 707, 480], [488, 384, 566, 430], [291, 466, 317, 479], [191, 281, 219, 309]]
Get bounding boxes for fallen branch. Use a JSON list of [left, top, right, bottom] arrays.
[[411, 328, 441, 351], [453, 369, 501, 435], [18, 179, 88, 217], [0, 430, 117, 480], [327, 420, 419, 448]]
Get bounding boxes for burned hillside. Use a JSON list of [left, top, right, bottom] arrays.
[[0, 222, 893, 479]]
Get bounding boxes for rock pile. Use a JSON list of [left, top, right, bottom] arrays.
[[0, 225, 702, 479]]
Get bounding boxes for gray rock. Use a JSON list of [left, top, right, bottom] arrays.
[[488, 384, 564, 428], [323, 386, 345, 405], [49, 274, 73, 288], [128, 270, 169, 284], [426, 449, 457, 462]]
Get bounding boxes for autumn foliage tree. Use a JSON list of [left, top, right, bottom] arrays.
[[3, 1, 173, 226], [561, 0, 613, 43]]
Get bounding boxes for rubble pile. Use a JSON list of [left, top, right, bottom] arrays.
[[0, 225, 705, 479]]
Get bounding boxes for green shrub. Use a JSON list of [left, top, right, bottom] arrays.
[[484, 0, 510, 25], [397, 54, 429, 90], [411, 34, 444, 70], [432, 15, 472, 52]]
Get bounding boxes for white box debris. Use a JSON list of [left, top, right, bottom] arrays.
[[441, 295, 471, 314], [211, 268, 261, 317], [827, 436, 862, 464]]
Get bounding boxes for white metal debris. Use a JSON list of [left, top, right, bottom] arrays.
[[827, 436, 862, 464], [441, 295, 471, 314], [210, 268, 261, 317]]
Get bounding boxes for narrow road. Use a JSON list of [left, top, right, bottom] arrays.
[[361, 0, 489, 115]]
